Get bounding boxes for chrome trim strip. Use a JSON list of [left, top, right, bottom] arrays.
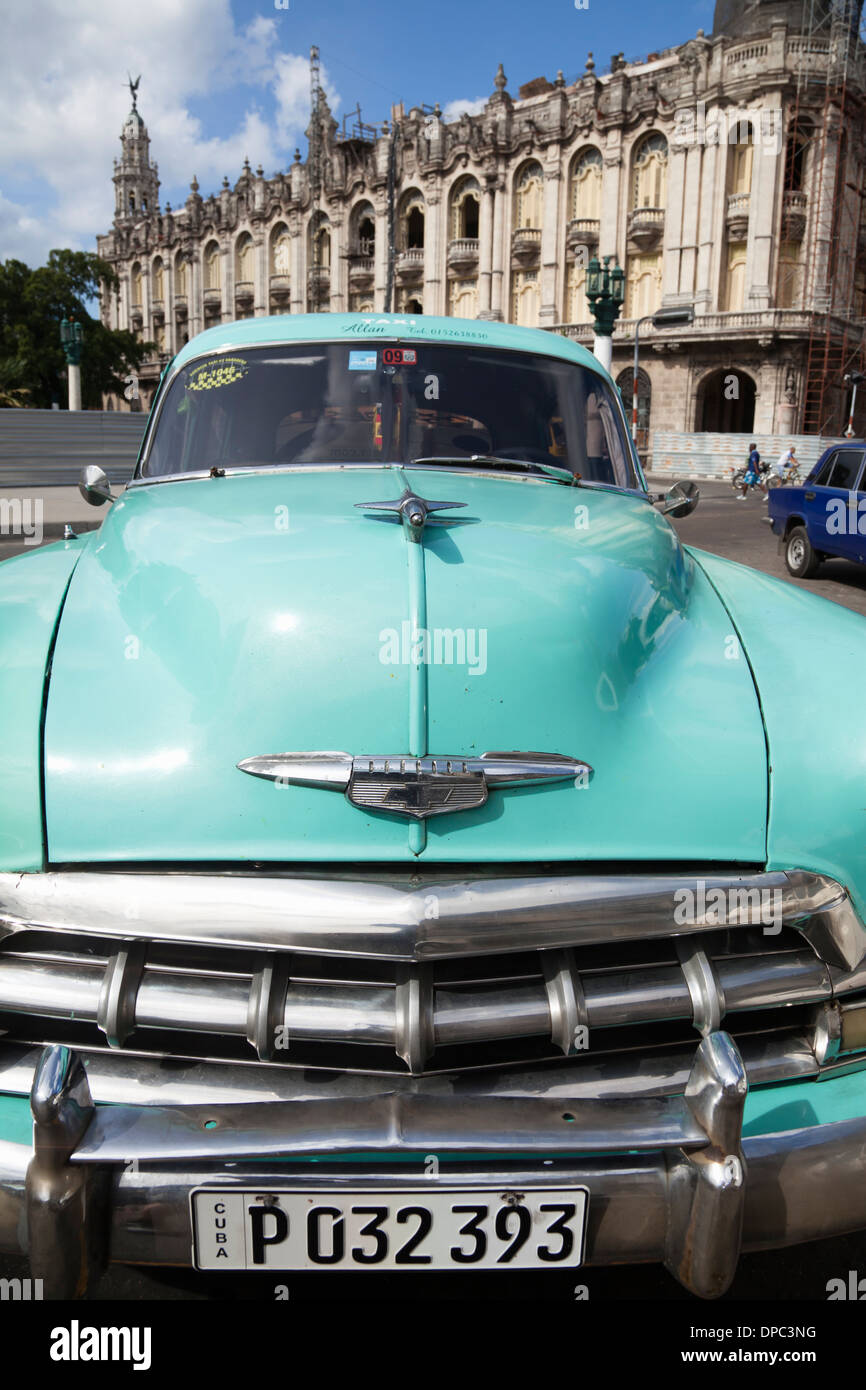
[[1, 869, 861, 964]]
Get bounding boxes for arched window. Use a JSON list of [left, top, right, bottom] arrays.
[[565, 258, 588, 322], [310, 215, 331, 269], [174, 253, 187, 296], [450, 176, 480, 240], [514, 161, 544, 229], [151, 257, 164, 301], [511, 269, 540, 326], [449, 277, 478, 318], [626, 253, 663, 318], [350, 202, 375, 256], [204, 241, 221, 291], [777, 241, 803, 309], [130, 262, 142, 306], [632, 133, 668, 210], [270, 223, 291, 276], [404, 297, 423, 313], [728, 122, 754, 197], [569, 148, 602, 221], [615, 367, 652, 453], [235, 232, 254, 284], [784, 119, 812, 193], [400, 190, 425, 249]]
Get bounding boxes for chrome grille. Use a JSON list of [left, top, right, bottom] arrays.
[[1, 867, 864, 1080], [0, 922, 860, 1076]]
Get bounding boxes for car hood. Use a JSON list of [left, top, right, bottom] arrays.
[[43, 468, 768, 864]]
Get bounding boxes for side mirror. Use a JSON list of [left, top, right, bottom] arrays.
[[656, 480, 700, 518], [78, 465, 113, 507]]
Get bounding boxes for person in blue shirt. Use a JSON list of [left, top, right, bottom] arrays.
[[738, 443, 765, 499]]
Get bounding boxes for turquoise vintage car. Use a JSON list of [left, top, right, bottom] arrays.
[[1, 312, 866, 1297]]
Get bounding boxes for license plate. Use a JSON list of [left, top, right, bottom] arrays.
[[191, 1186, 588, 1271]]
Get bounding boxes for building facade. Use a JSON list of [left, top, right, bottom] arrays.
[[96, 0, 866, 448]]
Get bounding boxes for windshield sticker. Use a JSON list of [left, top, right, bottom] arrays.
[[348, 350, 377, 371], [187, 357, 249, 392], [383, 347, 417, 365]]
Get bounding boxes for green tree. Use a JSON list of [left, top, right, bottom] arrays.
[[0, 249, 152, 408]]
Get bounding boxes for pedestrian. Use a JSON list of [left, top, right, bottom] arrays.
[[738, 442, 762, 499]]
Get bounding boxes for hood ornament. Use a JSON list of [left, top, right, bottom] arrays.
[[355, 486, 467, 540], [237, 750, 592, 820]]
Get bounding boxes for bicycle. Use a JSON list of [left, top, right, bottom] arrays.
[[731, 467, 768, 498], [767, 464, 802, 488]]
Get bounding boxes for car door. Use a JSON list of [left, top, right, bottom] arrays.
[[804, 447, 865, 561]]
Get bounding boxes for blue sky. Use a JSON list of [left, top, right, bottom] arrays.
[[0, 0, 714, 268]]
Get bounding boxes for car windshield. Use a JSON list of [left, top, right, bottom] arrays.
[[139, 340, 640, 489]]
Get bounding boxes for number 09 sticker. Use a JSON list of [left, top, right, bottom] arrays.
[[382, 348, 417, 365], [187, 357, 249, 391]]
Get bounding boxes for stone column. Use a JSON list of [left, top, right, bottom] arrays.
[[490, 172, 506, 320], [478, 181, 494, 316], [538, 156, 562, 325], [423, 184, 444, 316], [253, 230, 266, 316], [290, 219, 304, 314], [221, 243, 232, 324], [374, 194, 389, 310], [329, 211, 344, 312], [189, 253, 202, 338], [694, 139, 719, 314], [745, 101, 783, 311], [661, 144, 686, 302]]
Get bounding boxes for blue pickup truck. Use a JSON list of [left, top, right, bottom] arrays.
[[768, 441, 866, 576]]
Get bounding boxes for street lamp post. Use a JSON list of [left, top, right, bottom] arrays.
[[585, 255, 625, 373], [60, 319, 84, 411], [844, 370, 865, 438]]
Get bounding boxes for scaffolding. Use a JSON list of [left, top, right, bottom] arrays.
[[786, 0, 866, 434]]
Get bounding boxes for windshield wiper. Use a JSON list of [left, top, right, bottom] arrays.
[[410, 455, 579, 485]]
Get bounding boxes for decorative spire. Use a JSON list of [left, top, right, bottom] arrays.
[[555, 69, 566, 88], [494, 62, 507, 92], [127, 73, 141, 111], [585, 52, 596, 74]]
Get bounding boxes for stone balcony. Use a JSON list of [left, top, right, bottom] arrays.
[[782, 191, 807, 242], [234, 280, 254, 307], [395, 247, 424, 283], [348, 256, 375, 289], [511, 227, 542, 263], [130, 305, 143, 330], [151, 299, 165, 324], [307, 266, 330, 291], [447, 237, 480, 271], [203, 287, 222, 306], [174, 294, 188, 321], [566, 219, 600, 255], [725, 193, 750, 242], [269, 274, 291, 301], [627, 207, 665, 250]]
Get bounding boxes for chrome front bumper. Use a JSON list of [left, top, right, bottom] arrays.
[[2, 1035, 866, 1300]]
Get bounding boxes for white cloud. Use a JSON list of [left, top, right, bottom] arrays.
[[440, 96, 488, 123], [0, 0, 341, 265]]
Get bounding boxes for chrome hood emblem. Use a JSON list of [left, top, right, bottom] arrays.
[[237, 751, 592, 820]]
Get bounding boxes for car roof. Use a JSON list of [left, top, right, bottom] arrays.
[[170, 312, 608, 378]]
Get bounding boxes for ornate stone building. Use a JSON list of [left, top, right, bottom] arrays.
[[97, 0, 866, 447]]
